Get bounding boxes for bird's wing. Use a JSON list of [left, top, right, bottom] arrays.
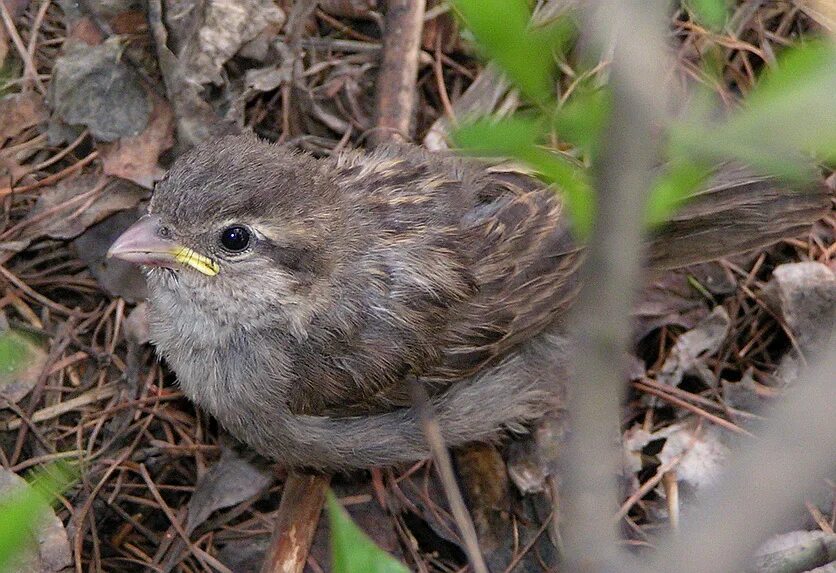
[[322, 171, 583, 417], [424, 171, 584, 382]]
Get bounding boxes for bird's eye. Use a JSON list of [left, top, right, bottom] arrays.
[[219, 225, 251, 252]]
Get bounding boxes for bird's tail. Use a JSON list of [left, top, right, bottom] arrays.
[[647, 167, 833, 270]]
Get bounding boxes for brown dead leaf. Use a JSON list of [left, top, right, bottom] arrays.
[[0, 468, 72, 573], [72, 208, 148, 302], [0, 155, 29, 186], [29, 175, 147, 240], [184, 442, 273, 535], [634, 261, 736, 344], [110, 10, 149, 35], [100, 95, 175, 189], [3, 175, 148, 255], [0, 93, 47, 140]]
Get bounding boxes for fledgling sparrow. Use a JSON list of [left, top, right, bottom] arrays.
[[108, 135, 831, 469]]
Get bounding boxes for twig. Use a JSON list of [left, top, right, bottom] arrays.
[[260, 471, 331, 573], [369, 0, 427, 146], [0, 385, 119, 431], [0, 150, 100, 198], [614, 450, 685, 523], [409, 380, 489, 573], [0, 0, 46, 94], [632, 381, 753, 436], [138, 464, 221, 573]]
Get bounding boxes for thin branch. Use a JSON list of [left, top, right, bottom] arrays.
[[370, 0, 427, 145], [410, 380, 490, 573], [260, 471, 331, 573]]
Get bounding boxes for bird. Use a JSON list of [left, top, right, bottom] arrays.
[[107, 134, 832, 470]]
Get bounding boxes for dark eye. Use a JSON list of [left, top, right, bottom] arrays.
[[219, 225, 251, 252]]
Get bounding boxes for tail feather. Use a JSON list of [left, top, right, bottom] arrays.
[[647, 166, 832, 270]]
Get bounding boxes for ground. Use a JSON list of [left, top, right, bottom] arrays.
[[0, 1, 833, 572]]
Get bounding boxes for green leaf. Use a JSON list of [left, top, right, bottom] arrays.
[[685, 0, 729, 30], [646, 158, 712, 227], [0, 463, 76, 572], [671, 41, 836, 181], [452, 114, 545, 155], [451, 0, 556, 105], [328, 492, 408, 573], [553, 88, 612, 157], [0, 328, 48, 406], [520, 147, 595, 238], [729, 40, 836, 162]]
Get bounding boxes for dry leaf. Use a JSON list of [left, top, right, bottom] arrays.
[[634, 261, 736, 344], [623, 422, 730, 493], [25, 175, 147, 241], [184, 442, 273, 535], [72, 208, 148, 302], [48, 38, 151, 141], [100, 95, 175, 188], [180, 0, 286, 85], [766, 262, 836, 355], [765, 262, 836, 387], [0, 93, 47, 140], [657, 424, 729, 491], [657, 306, 731, 386]]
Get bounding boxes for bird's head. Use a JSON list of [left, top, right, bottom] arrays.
[[108, 135, 350, 337]]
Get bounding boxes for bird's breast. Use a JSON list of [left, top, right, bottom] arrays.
[[146, 293, 295, 436]]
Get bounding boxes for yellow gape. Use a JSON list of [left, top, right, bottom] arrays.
[[173, 247, 220, 276]]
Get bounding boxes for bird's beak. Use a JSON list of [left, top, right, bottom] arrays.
[[107, 215, 220, 276]]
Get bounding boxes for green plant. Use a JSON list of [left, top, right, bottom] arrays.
[[327, 492, 408, 573], [0, 463, 76, 572], [449, 0, 836, 236]]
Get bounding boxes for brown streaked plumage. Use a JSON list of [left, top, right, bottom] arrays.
[[108, 134, 832, 470]]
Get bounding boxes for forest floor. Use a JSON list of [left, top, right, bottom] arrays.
[[0, 1, 833, 572]]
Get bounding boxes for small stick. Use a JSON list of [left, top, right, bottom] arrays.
[[410, 380, 489, 573], [260, 471, 331, 573], [370, 0, 427, 146], [662, 470, 680, 531]]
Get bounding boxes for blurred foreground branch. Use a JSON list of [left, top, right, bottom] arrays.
[[559, 0, 672, 568], [649, 341, 836, 573]]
